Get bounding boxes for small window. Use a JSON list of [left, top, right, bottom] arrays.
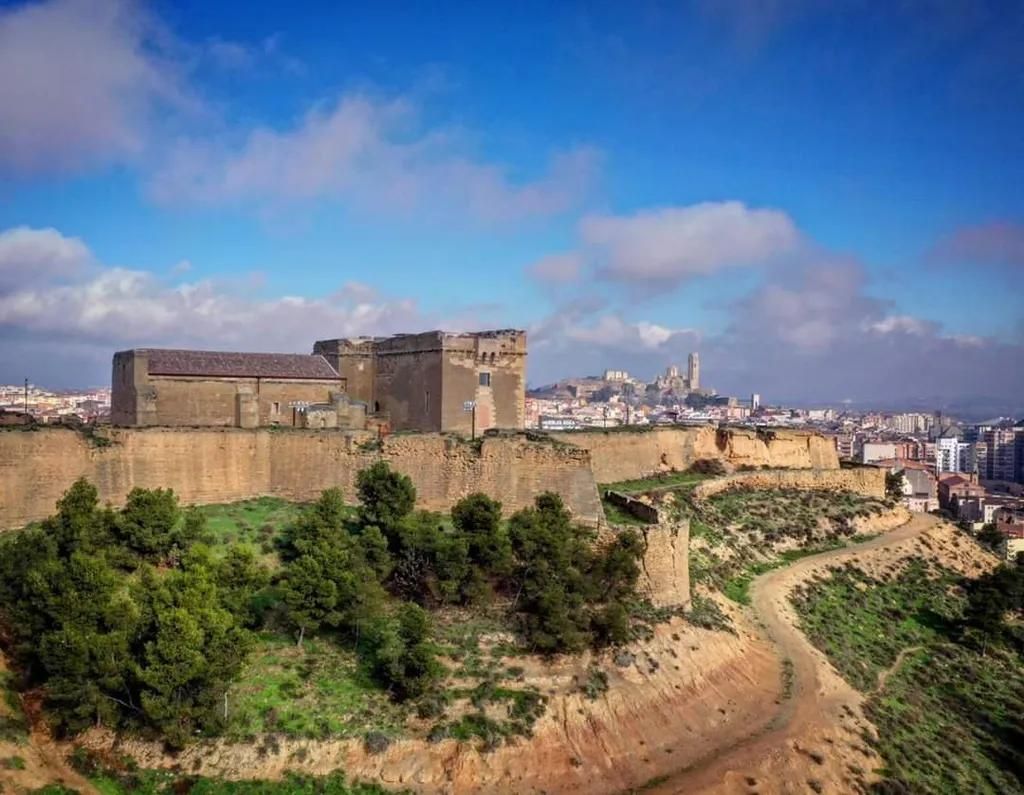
[[271, 401, 281, 414], [479, 372, 491, 387]]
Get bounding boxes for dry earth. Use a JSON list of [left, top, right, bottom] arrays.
[[0, 656, 97, 795], [647, 513, 997, 795]]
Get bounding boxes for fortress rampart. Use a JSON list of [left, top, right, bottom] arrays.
[[0, 425, 842, 531], [690, 465, 887, 500], [551, 425, 840, 483], [0, 428, 600, 530]]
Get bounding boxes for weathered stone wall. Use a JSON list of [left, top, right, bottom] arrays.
[[597, 521, 691, 608], [0, 428, 601, 531], [603, 490, 663, 524], [690, 466, 887, 500], [551, 426, 839, 484], [640, 522, 690, 607]]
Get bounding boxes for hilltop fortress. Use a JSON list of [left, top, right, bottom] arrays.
[[1, 328, 883, 533], [112, 329, 527, 435]]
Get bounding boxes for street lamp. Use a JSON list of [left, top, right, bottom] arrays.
[[463, 400, 477, 440]]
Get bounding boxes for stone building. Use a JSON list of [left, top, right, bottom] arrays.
[[111, 348, 352, 428], [314, 329, 527, 433]]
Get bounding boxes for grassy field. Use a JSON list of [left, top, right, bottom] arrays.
[[200, 502, 540, 746], [225, 635, 407, 741], [193, 497, 312, 561], [792, 558, 962, 691], [792, 559, 1024, 793], [600, 471, 712, 496], [685, 487, 889, 600]]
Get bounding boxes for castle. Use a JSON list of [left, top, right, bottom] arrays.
[[111, 329, 527, 434]]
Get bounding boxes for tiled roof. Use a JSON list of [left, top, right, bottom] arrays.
[[139, 349, 340, 380]]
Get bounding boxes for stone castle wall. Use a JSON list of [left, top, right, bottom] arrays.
[[551, 425, 839, 484], [596, 520, 691, 608], [0, 428, 600, 531], [0, 425, 844, 533], [690, 465, 887, 500]]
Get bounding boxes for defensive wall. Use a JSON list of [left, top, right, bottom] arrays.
[[0, 428, 600, 531], [690, 465, 887, 500], [0, 425, 844, 532], [551, 425, 839, 484]]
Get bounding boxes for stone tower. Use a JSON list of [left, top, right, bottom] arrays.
[[687, 352, 700, 390]]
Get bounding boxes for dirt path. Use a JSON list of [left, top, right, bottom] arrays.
[[0, 653, 97, 795], [647, 512, 944, 795], [873, 646, 923, 695]]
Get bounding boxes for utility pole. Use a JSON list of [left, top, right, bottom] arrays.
[[23, 378, 28, 414]]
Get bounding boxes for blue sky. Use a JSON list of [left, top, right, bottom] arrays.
[[0, 0, 1022, 410]]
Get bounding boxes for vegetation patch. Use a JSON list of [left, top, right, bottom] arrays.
[[681, 487, 888, 602], [792, 557, 1024, 793], [225, 635, 406, 740], [71, 748, 402, 794], [600, 470, 712, 497], [792, 558, 962, 691], [0, 464, 649, 751]]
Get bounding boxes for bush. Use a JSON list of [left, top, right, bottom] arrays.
[[363, 603, 441, 701], [363, 731, 391, 754]]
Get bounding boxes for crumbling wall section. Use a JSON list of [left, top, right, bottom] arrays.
[[551, 426, 839, 484], [691, 466, 887, 500]]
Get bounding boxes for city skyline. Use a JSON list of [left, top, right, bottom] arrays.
[[0, 0, 1022, 410]]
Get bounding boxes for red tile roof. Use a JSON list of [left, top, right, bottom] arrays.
[[139, 349, 340, 380]]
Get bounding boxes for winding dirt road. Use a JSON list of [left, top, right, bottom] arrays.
[[647, 512, 943, 795]]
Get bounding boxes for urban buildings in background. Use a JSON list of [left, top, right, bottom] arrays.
[[526, 357, 1024, 558], [0, 382, 110, 425]]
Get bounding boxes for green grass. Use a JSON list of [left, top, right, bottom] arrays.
[[600, 471, 712, 496], [600, 496, 650, 527], [0, 670, 28, 743], [722, 540, 849, 605], [792, 558, 962, 691], [194, 497, 310, 556], [866, 644, 1024, 794], [791, 559, 1024, 793], [688, 487, 889, 601], [225, 634, 406, 741]]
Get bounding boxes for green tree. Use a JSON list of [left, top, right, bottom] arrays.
[[116, 487, 182, 558], [885, 470, 905, 501], [451, 493, 512, 573], [133, 565, 253, 747], [507, 493, 642, 652], [43, 478, 115, 556], [976, 523, 1005, 550], [212, 545, 270, 627], [281, 554, 341, 646], [364, 603, 440, 700], [356, 462, 416, 540], [279, 493, 387, 643]]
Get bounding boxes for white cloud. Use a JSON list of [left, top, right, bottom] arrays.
[[0, 227, 430, 383], [149, 93, 601, 221], [0, 0, 188, 174], [867, 315, 934, 336], [526, 252, 584, 283], [0, 226, 92, 289], [580, 201, 800, 284]]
